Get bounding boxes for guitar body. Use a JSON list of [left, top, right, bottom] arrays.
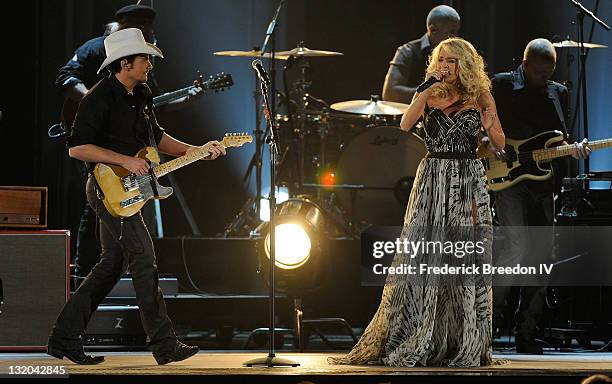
[[479, 130, 565, 192], [94, 147, 173, 218]]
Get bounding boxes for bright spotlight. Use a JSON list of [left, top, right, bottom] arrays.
[[265, 223, 311, 269], [257, 197, 328, 293]]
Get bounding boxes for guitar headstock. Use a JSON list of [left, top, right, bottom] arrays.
[[198, 72, 234, 92], [222, 132, 253, 148]]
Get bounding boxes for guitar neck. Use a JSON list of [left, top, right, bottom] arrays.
[[153, 145, 213, 178], [533, 138, 612, 161], [152, 86, 195, 108]]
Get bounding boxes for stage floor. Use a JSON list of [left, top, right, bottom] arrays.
[[1, 351, 611, 379]]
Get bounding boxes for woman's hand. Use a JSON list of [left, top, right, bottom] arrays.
[[424, 69, 448, 90], [481, 107, 497, 132]]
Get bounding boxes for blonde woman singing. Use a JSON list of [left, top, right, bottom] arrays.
[[329, 37, 505, 367]]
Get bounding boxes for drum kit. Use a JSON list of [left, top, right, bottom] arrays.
[[217, 42, 427, 235]]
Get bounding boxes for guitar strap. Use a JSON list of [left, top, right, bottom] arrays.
[[548, 85, 567, 136], [143, 104, 160, 198]]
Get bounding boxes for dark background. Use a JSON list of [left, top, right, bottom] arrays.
[[1, 0, 611, 243]]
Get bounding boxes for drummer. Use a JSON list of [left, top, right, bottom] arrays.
[[382, 5, 461, 104]]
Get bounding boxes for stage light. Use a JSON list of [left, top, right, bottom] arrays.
[[257, 197, 327, 293], [264, 223, 311, 269], [252, 197, 359, 352], [320, 170, 336, 187], [259, 186, 290, 222]]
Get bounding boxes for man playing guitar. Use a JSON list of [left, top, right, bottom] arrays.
[[490, 38, 590, 354], [48, 28, 225, 366], [56, 4, 203, 278]]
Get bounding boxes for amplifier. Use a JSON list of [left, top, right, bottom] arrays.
[[559, 176, 612, 225], [0, 230, 69, 350], [0, 186, 48, 228], [83, 305, 146, 348]]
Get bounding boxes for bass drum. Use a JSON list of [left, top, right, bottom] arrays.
[[335, 126, 427, 227]]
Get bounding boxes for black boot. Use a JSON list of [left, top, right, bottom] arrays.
[[153, 340, 199, 365], [47, 336, 105, 365]]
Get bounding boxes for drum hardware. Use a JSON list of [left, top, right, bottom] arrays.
[[213, 49, 290, 60], [219, 49, 268, 237], [564, 1, 610, 175], [277, 91, 423, 229], [220, 41, 347, 236], [278, 42, 345, 194], [330, 95, 409, 116], [216, 44, 282, 237], [558, 173, 612, 221], [552, 39, 608, 49], [275, 43, 344, 58]]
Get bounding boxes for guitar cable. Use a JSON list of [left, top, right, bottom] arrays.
[[48, 122, 68, 138], [179, 236, 213, 296]]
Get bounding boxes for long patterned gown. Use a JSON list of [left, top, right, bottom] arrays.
[[328, 106, 495, 367]]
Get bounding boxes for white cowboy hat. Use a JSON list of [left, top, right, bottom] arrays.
[[97, 28, 163, 74]]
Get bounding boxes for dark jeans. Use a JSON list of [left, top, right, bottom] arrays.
[[74, 201, 101, 278], [51, 177, 176, 354], [75, 190, 158, 277], [493, 181, 554, 339]]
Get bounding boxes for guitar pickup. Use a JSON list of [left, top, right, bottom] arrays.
[[120, 195, 145, 208], [121, 175, 140, 192], [489, 176, 510, 184]]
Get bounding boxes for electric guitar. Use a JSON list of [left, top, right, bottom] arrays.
[[60, 72, 234, 132], [478, 130, 612, 192], [94, 133, 252, 218]]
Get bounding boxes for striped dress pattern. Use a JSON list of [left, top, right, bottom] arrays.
[[328, 107, 495, 367]]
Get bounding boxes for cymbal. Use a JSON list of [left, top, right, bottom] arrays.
[[552, 39, 608, 48], [213, 50, 289, 60], [330, 99, 409, 116], [275, 45, 344, 57]]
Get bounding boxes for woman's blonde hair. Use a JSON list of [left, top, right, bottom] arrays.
[[425, 37, 490, 105]]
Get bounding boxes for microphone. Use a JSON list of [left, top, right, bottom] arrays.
[[251, 59, 270, 86], [416, 75, 442, 93]]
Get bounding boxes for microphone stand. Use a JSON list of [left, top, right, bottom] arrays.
[[260, 0, 284, 162], [244, 67, 299, 369], [244, 0, 299, 368], [568, 0, 610, 175]]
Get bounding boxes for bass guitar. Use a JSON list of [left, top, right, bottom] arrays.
[[478, 130, 612, 192]]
